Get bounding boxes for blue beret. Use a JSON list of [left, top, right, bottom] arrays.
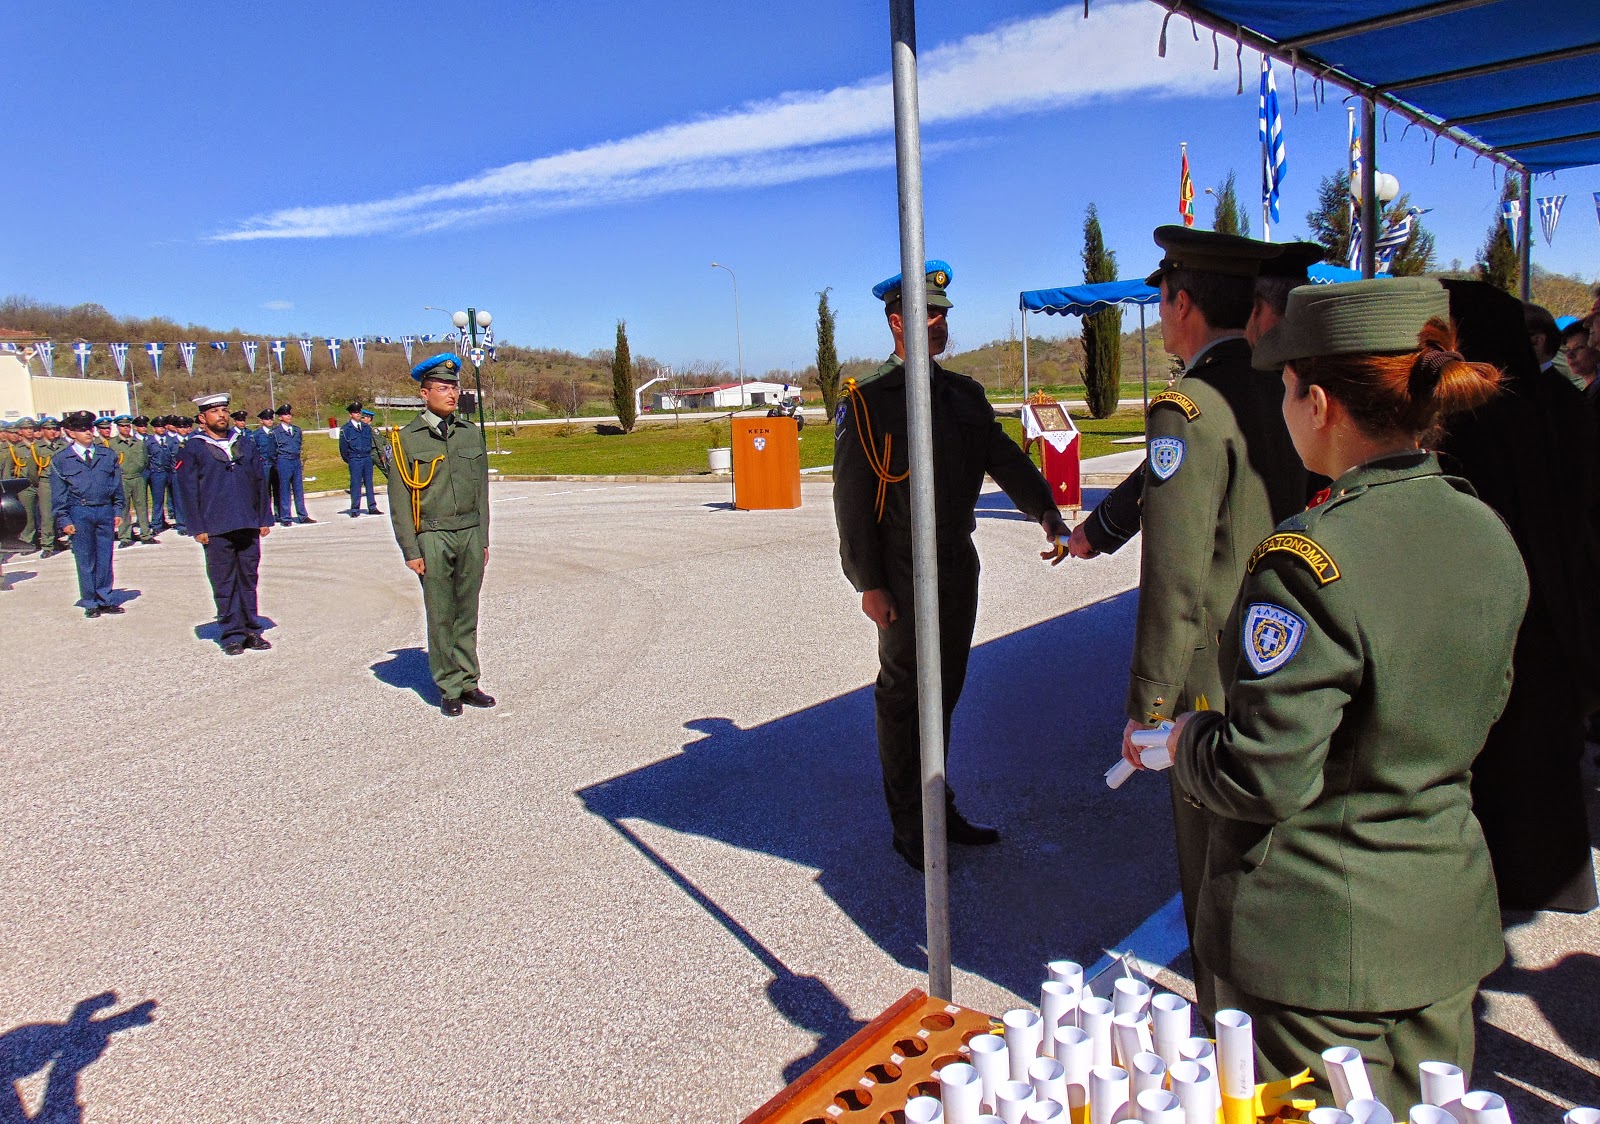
[[411, 352, 462, 382], [17, 417, 36, 426], [114, 414, 133, 423], [873, 259, 954, 306], [360, 408, 375, 418], [40, 416, 60, 426]]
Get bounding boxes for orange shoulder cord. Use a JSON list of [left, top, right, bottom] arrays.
[[841, 376, 908, 522], [388, 426, 443, 533]]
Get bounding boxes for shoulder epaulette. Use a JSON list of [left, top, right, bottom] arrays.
[[1247, 532, 1340, 585], [1148, 389, 1200, 420]]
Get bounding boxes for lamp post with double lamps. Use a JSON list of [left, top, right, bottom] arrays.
[[425, 305, 497, 451], [709, 262, 745, 409]]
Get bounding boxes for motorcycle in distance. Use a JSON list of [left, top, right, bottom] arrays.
[[764, 386, 805, 430]]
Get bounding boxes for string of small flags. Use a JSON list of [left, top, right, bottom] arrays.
[[10, 334, 487, 378]]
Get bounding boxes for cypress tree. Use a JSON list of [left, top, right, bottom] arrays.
[[814, 287, 841, 417], [1476, 177, 1520, 293], [1081, 204, 1122, 420], [612, 319, 636, 433], [1211, 170, 1250, 237]]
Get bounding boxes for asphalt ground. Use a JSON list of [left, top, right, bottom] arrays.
[[1, 479, 1594, 1122]]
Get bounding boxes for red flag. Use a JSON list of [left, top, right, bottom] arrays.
[[1179, 144, 1196, 228]]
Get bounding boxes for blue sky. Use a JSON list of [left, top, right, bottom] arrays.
[[6, 1, 1598, 373]]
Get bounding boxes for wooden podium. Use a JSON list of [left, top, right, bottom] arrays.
[[733, 417, 802, 510]]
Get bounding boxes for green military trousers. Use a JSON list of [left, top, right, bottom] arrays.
[[36, 475, 57, 547], [120, 475, 151, 542], [1213, 975, 1479, 1113], [17, 481, 37, 547], [417, 524, 486, 700]]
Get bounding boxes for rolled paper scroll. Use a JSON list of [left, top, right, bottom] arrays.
[[979, 1117, 1007, 1124], [1177, 1042, 1220, 1120], [1042, 982, 1081, 1059], [1323, 1047, 1375, 1109], [1130, 1052, 1167, 1098], [1417, 1062, 1465, 1112], [942, 1061, 983, 1124], [1563, 1110, 1600, 1124], [1048, 960, 1085, 991], [1137, 1089, 1186, 1124], [1308, 1110, 1356, 1124], [1026, 1100, 1069, 1122], [1113, 978, 1152, 1019], [1347, 1098, 1396, 1124], [1029, 1057, 1069, 1108], [1055, 1025, 1094, 1124], [1112, 1012, 1154, 1068], [1149, 993, 1191, 1066], [970, 1033, 1011, 1113], [1089, 1064, 1131, 1124], [998, 1080, 1038, 1124], [1411, 1106, 1459, 1124], [1168, 1060, 1215, 1124], [1005, 1009, 1046, 1082], [1213, 1009, 1256, 1124], [1457, 1092, 1512, 1124], [908, 1095, 947, 1124], [1079, 997, 1115, 1067]]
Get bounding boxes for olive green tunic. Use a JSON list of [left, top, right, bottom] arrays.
[[111, 434, 151, 542], [386, 409, 490, 699]]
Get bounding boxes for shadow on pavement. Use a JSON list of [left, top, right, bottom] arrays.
[[106, 589, 141, 607], [0, 991, 156, 1124], [370, 647, 439, 705], [578, 590, 1182, 1084], [192, 615, 278, 643]]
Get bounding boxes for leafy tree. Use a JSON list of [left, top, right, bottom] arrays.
[[814, 287, 841, 417], [1476, 177, 1520, 294], [1211, 171, 1250, 237], [1304, 170, 1435, 275], [1080, 203, 1122, 419], [611, 319, 636, 433]]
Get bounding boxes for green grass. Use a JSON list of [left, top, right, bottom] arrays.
[[294, 408, 1146, 482]]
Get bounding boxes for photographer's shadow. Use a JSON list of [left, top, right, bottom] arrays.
[[0, 992, 156, 1124]]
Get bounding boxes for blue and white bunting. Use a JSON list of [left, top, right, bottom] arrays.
[[146, 341, 165, 378], [484, 327, 497, 362], [402, 335, 416, 364], [297, 338, 313, 373], [353, 339, 366, 367], [210, 341, 230, 352], [269, 340, 287, 374], [72, 341, 92, 377], [1258, 56, 1286, 225], [1501, 198, 1522, 251], [34, 340, 55, 376], [326, 338, 342, 368], [242, 340, 259, 373], [109, 342, 130, 378], [1536, 195, 1566, 247], [178, 341, 198, 376]]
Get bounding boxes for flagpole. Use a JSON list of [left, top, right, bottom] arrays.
[[1360, 97, 1378, 278], [1518, 170, 1533, 302]]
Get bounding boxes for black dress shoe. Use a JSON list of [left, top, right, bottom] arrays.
[[279, 520, 293, 527], [99, 604, 125, 615], [84, 607, 102, 619], [244, 635, 272, 650], [366, 508, 382, 515], [459, 688, 496, 708], [118, 541, 133, 549], [40, 549, 55, 559], [947, 811, 1001, 846], [297, 517, 317, 524], [892, 835, 925, 873], [440, 696, 464, 717], [348, 511, 360, 518], [223, 641, 245, 656]]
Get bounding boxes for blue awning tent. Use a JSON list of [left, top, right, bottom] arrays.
[[1017, 280, 1161, 406], [1309, 263, 1365, 284]]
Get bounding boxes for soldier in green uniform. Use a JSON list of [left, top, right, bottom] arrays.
[[1148, 278, 1524, 1109], [32, 418, 67, 557], [833, 260, 1070, 872], [387, 353, 495, 717], [1116, 228, 1310, 1016], [111, 414, 155, 547], [7, 418, 38, 551]]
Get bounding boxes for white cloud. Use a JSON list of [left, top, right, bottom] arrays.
[[262, 299, 294, 310], [214, 3, 1229, 241]]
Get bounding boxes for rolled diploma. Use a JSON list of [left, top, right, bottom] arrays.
[[1112, 1012, 1154, 1068], [1030, 1057, 1069, 1109], [1056, 1025, 1094, 1124], [1130, 1052, 1167, 1099], [1417, 1062, 1465, 1112], [942, 1061, 983, 1124], [1089, 1065, 1130, 1124], [970, 1033, 1011, 1113], [1563, 1110, 1600, 1124], [1138, 1090, 1186, 1124], [1214, 1009, 1256, 1124], [1113, 978, 1152, 1019], [1457, 1092, 1512, 1124], [998, 1081, 1038, 1124], [1078, 997, 1115, 1068], [1042, 982, 1081, 1059], [1005, 1009, 1046, 1082], [1027, 1104, 1069, 1123], [1348, 1099, 1395, 1124], [1308, 1110, 1356, 1124], [1323, 1046, 1374, 1109], [908, 1095, 947, 1124], [1104, 747, 1174, 789], [1410, 1107, 1459, 1124], [1178, 1038, 1219, 1113], [1149, 993, 1191, 1066], [1048, 960, 1086, 991], [1168, 1060, 1215, 1124]]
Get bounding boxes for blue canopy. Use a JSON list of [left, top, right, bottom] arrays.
[[1159, 1, 1600, 173], [1020, 280, 1160, 317], [1308, 263, 1364, 285]]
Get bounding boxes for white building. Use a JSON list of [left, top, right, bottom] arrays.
[[0, 332, 131, 421], [652, 380, 800, 411]]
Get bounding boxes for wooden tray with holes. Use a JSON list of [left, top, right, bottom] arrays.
[[741, 987, 998, 1124]]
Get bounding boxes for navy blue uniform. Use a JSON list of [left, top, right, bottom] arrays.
[[273, 422, 310, 520], [164, 433, 189, 533], [175, 430, 273, 647], [145, 433, 174, 528], [253, 425, 284, 523], [339, 419, 378, 513], [50, 442, 125, 609]]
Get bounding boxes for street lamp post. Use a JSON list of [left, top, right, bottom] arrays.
[[426, 305, 496, 450], [710, 262, 745, 409]]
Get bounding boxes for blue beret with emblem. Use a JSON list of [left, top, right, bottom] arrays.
[[873, 259, 954, 309], [114, 414, 133, 423], [411, 352, 462, 383]]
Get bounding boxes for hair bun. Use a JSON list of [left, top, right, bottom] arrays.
[[1409, 345, 1462, 398]]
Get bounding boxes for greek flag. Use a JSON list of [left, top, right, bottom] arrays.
[[402, 335, 416, 363], [326, 338, 342, 368], [178, 341, 198, 376], [34, 340, 55, 375], [210, 341, 230, 352], [109, 342, 130, 377], [420, 333, 437, 343], [297, 338, 314, 373], [1501, 198, 1522, 250], [1346, 108, 1363, 270], [1259, 56, 1286, 225], [242, 340, 259, 373], [269, 340, 287, 374], [1536, 195, 1566, 247], [73, 341, 93, 377], [377, 335, 393, 344], [353, 339, 367, 367], [483, 327, 497, 361], [146, 341, 165, 378], [1594, 192, 1600, 230], [1374, 207, 1430, 275]]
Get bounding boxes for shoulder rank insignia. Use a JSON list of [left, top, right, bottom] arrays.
[[1243, 602, 1307, 675], [1247, 532, 1341, 585], [1148, 436, 1185, 481], [1148, 389, 1200, 420]]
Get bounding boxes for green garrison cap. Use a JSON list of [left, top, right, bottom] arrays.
[[1252, 277, 1448, 371], [1144, 225, 1280, 287]]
